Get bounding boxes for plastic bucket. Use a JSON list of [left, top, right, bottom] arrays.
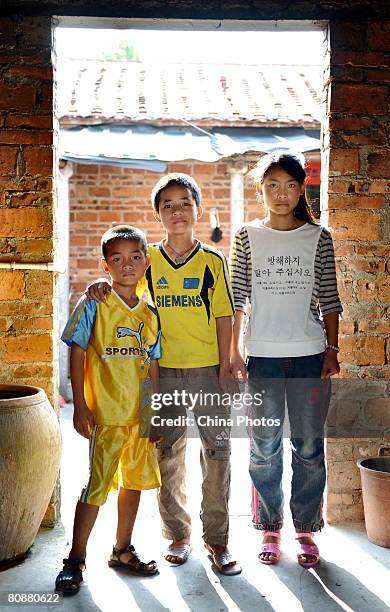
[[357, 455, 390, 548]]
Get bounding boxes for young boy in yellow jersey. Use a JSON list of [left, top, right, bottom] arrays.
[[87, 174, 241, 576], [55, 225, 161, 594]]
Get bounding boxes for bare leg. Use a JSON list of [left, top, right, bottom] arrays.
[[114, 488, 141, 563], [69, 500, 99, 560]]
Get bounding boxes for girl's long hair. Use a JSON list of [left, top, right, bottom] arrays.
[[251, 151, 318, 225]]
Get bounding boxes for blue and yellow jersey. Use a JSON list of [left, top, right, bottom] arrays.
[[61, 290, 161, 426], [146, 241, 234, 368]]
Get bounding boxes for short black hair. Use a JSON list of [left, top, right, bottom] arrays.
[[101, 224, 147, 259], [151, 172, 202, 212]]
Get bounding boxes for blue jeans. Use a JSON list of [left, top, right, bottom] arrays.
[[247, 353, 330, 533]]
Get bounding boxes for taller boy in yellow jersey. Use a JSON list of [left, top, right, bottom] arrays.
[[87, 174, 241, 576]]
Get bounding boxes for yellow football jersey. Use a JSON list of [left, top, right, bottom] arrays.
[[146, 242, 234, 368], [62, 290, 161, 426]]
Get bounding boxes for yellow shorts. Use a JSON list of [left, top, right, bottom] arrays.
[[80, 423, 161, 506]]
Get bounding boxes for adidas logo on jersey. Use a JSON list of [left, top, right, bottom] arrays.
[[156, 276, 169, 287]]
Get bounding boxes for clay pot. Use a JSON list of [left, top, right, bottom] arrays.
[[357, 453, 390, 548], [0, 385, 62, 565]]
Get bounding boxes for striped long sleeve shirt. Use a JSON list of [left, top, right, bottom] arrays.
[[230, 222, 343, 357]]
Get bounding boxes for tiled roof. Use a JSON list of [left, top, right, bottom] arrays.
[[57, 59, 322, 127]]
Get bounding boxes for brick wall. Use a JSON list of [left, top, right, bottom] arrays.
[[0, 16, 60, 525], [323, 20, 390, 523], [0, 17, 56, 401]]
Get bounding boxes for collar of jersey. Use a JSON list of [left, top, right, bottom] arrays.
[[111, 288, 143, 312], [159, 240, 202, 269]]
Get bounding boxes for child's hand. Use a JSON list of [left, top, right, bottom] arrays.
[[73, 402, 95, 438], [218, 364, 239, 395], [230, 353, 248, 383], [321, 350, 340, 379], [85, 279, 111, 303]]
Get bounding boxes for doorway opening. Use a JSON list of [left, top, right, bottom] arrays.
[[53, 15, 328, 580]]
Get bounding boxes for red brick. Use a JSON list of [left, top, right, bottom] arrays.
[[0, 175, 34, 190], [330, 118, 372, 131], [0, 145, 18, 173], [0, 130, 52, 146], [334, 244, 355, 256], [24, 146, 53, 175], [332, 51, 390, 69], [26, 270, 53, 299], [330, 211, 380, 241], [167, 163, 189, 173], [193, 164, 216, 175], [38, 83, 53, 112], [13, 363, 53, 379], [364, 398, 390, 426], [341, 131, 387, 146], [346, 259, 385, 273], [76, 164, 99, 175], [337, 278, 353, 303], [0, 301, 52, 316], [0, 270, 24, 300], [0, 207, 51, 238], [328, 180, 354, 194], [355, 180, 389, 194], [339, 321, 355, 334], [331, 84, 388, 115], [355, 244, 390, 256], [9, 192, 49, 207], [17, 238, 52, 255], [75, 212, 98, 222], [0, 85, 36, 112], [367, 153, 390, 178], [358, 320, 390, 333], [366, 68, 390, 83], [2, 334, 52, 363], [340, 336, 385, 366], [10, 316, 53, 331], [6, 65, 53, 81], [90, 187, 111, 197], [330, 21, 366, 51], [368, 22, 390, 52], [70, 235, 88, 247], [357, 277, 390, 302], [329, 150, 359, 176], [328, 194, 385, 209], [98, 165, 123, 175], [77, 259, 99, 269]]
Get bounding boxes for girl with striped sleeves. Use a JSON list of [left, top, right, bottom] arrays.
[[229, 151, 342, 568]]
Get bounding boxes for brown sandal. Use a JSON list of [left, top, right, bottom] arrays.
[[108, 544, 158, 576]]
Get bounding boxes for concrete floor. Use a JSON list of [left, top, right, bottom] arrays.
[[0, 404, 389, 612]]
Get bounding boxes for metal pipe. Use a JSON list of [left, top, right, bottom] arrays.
[[0, 262, 65, 273]]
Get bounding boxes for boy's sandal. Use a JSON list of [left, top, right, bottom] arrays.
[[295, 532, 320, 568], [164, 543, 191, 565], [55, 558, 85, 594], [108, 544, 158, 576], [259, 531, 281, 565], [205, 544, 242, 576]]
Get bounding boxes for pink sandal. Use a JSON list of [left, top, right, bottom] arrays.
[[295, 532, 320, 568], [258, 531, 281, 565]]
